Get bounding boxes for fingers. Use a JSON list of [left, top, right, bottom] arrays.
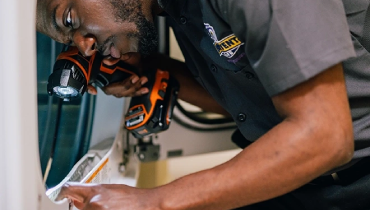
[[102, 75, 149, 98], [96, 53, 148, 98], [56, 183, 98, 210], [87, 85, 97, 95]]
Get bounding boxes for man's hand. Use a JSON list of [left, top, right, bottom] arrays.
[[87, 75, 149, 97], [87, 52, 149, 97], [56, 183, 159, 210]]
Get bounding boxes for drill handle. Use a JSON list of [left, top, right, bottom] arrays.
[[90, 54, 140, 88]]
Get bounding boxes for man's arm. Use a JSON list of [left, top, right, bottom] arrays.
[[57, 63, 353, 210], [154, 63, 354, 209]]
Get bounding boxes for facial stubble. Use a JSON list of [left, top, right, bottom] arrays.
[[109, 0, 158, 56]]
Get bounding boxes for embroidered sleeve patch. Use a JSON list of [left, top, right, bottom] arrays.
[[204, 23, 244, 59]]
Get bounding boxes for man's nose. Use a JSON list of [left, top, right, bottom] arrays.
[[72, 32, 97, 57]]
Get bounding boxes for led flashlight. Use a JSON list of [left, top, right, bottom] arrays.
[[47, 58, 87, 101], [47, 46, 138, 101]]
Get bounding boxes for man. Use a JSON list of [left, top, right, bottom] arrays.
[[36, 0, 370, 209]]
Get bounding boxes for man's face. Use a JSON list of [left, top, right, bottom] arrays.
[[36, 0, 158, 58]]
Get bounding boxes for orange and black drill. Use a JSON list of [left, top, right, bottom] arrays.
[[47, 46, 179, 138]]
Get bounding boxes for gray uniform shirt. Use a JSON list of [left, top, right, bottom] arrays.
[[159, 0, 370, 162]]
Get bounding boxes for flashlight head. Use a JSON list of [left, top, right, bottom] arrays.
[[47, 59, 88, 101], [53, 86, 79, 97]]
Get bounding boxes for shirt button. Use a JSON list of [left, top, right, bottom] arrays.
[[245, 72, 254, 79], [211, 64, 218, 72], [238, 113, 247, 122], [180, 16, 187, 24]]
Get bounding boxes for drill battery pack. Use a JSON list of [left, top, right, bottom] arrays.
[[124, 69, 179, 139]]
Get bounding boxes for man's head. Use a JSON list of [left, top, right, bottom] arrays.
[[36, 0, 159, 58]]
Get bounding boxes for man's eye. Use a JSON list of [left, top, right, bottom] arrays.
[[65, 11, 73, 28]]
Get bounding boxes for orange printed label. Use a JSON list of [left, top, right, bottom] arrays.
[[85, 158, 109, 183]]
